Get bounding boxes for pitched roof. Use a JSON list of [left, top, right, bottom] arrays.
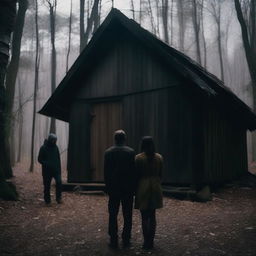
[[39, 8, 256, 130]]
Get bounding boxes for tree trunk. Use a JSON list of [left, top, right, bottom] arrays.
[[130, 0, 135, 20], [80, 0, 85, 53], [83, 0, 100, 48], [234, 0, 256, 161], [177, 0, 185, 52], [217, 19, 224, 82], [49, 2, 56, 134], [201, 0, 207, 68], [5, 0, 28, 167], [170, 0, 174, 45], [66, 0, 72, 73], [0, 0, 18, 200], [161, 0, 169, 43], [17, 79, 23, 163], [28, 0, 40, 173], [148, 0, 156, 34], [192, 0, 201, 65]]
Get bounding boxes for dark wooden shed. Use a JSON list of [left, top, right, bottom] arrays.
[[39, 9, 256, 185]]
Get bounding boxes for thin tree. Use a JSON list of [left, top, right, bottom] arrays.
[[147, 0, 156, 35], [170, 0, 174, 45], [200, 0, 207, 68], [66, 0, 72, 73], [209, 0, 225, 82], [46, 0, 57, 134], [4, 0, 28, 171], [191, 0, 202, 65], [17, 76, 23, 163], [80, 0, 85, 53], [161, 0, 169, 43], [177, 0, 185, 51], [0, 0, 18, 200], [80, 0, 100, 51], [130, 0, 135, 20], [29, 0, 40, 173]]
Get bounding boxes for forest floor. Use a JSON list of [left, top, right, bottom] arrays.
[[0, 164, 256, 256]]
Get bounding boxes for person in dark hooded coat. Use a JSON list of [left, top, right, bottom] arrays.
[[38, 133, 62, 205]]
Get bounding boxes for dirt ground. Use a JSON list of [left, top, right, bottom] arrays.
[[0, 164, 256, 256]]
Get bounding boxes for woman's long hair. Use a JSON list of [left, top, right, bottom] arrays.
[[140, 136, 155, 159]]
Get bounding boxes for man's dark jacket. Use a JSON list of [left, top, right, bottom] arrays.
[[38, 139, 61, 174], [104, 145, 136, 195]]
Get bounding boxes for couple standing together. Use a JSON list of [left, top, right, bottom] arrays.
[[104, 130, 163, 250]]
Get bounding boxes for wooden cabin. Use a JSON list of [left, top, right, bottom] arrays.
[[39, 9, 256, 185]]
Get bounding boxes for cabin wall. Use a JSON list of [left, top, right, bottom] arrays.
[[68, 102, 91, 182], [77, 31, 181, 99], [68, 28, 205, 184], [123, 86, 202, 184], [203, 105, 248, 183], [68, 26, 248, 185], [68, 84, 203, 184]]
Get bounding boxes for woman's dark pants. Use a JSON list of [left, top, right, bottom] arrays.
[[140, 209, 156, 248]]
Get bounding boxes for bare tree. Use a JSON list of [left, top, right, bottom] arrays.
[[80, 0, 85, 53], [130, 0, 135, 20], [46, 0, 57, 134], [209, 0, 225, 82], [200, 0, 207, 68], [170, 0, 174, 45], [0, 0, 18, 200], [177, 0, 185, 51], [161, 0, 169, 43], [29, 0, 40, 173], [17, 77, 23, 163], [4, 0, 28, 171], [66, 0, 72, 73], [191, 0, 202, 64], [80, 0, 100, 51], [147, 0, 156, 34]]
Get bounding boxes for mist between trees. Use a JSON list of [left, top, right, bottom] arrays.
[[7, 0, 255, 175]]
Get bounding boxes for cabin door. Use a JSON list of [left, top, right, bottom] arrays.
[[90, 101, 122, 181]]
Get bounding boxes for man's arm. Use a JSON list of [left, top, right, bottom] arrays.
[[38, 146, 46, 165], [104, 151, 111, 193]]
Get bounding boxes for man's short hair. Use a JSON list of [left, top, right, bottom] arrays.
[[114, 130, 126, 144]]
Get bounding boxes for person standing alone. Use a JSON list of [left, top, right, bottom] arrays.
[[38, 133, 62, 205], [104, 130, 136, 249]]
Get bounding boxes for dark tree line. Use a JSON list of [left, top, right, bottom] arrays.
[[0, 0, 18, 200]]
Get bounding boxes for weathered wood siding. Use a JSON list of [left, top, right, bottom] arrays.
[[203, 105, 248, 183], [123, 86, 202, 184], [67, 26, 247, 184], [77, 31, 180, 99], [90, 101, 122, 181], [68, 102, 91, 182]]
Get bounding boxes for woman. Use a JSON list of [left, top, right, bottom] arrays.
[[135, 136, 163, 249]]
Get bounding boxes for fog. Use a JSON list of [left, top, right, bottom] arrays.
[[12, 0, 253, 173]]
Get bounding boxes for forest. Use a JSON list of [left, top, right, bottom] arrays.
[[0, 1, 256, 255], [0, 0, 255, 191]]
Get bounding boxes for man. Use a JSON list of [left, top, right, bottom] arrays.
[[104, 130, 136, 249], [38, 133, 62, 205]]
